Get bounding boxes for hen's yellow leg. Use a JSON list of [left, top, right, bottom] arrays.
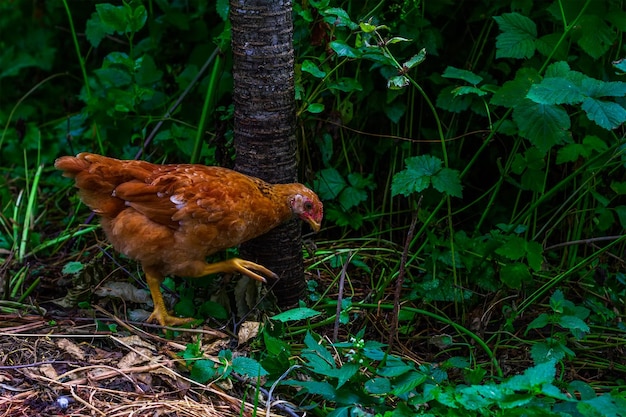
[[144, 267, 194, 327], [199, 258, 278, 283]]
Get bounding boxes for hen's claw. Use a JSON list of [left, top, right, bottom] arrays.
[[147, 306, 195, 327], [200, 257, 278, 283]]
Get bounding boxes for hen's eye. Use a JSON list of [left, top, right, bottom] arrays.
[[304, 201, 313, 211]]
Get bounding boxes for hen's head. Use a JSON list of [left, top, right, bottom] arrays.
[[291, 187, 323, 232]]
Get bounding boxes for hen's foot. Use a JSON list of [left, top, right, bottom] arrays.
[[147, 305, 196, 327], [201, 258, 278, 282]]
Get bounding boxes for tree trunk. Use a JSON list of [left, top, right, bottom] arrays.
[[230, 0, 305, 306]]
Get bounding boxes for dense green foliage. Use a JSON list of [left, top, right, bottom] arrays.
[[2, 0, 626, 415]]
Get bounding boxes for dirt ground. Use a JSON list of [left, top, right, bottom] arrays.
[[0, 312, 293, 417]]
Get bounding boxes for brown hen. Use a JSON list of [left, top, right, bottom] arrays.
[[55, 153, 323, 326]]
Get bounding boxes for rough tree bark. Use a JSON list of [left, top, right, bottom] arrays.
[[230, 0, 305, 306]]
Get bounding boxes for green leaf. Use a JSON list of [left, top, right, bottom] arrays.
[[387, 75, 409, 90], [493, 13, 537, 59], [525, 240, 543, 271], [500, 262, 530, 289], [197, 301, 228, 320], [527, 313, 551, 331], [96, 3, 127, 34], [365, 377, 391, 395], [558, 315, 590, 336], [61, 261, 84, 275], [327, 77, 362, 93], [496, 236, 526, 260], [301, 60, 326, 78], [85, 13, 108, 47], [271, 307, 321, 322], [306, 103, 325, 113], [321, 7, 358, 30], [232, 356, 268, 378], [531, 341, 566, 364], [402, 49, 426, 70], [576, 14, 615, 59], [315, 168, 346, 199], [491, 68, 541, 108], [215, 0, 229, 21], [338, 186, 367, 210], [378, 356, 414, 377], [329, 40, 360, 58], [282, 379, 337, 400], [527, 77, 584, 105], [581, 98, 626, 130], [392, 371, 427, 396], [437, 85, 473, 113], [431, 168, 463, 198], [513, 100, 571, 153], [128, 4, 147, 32], [190, 359, 216, 384], [442, 66, 483, 85]]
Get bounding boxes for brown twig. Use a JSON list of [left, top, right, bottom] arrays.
[[389, 197, 422, 348]]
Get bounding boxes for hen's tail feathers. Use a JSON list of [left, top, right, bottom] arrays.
[[55, 153, 153, 218]]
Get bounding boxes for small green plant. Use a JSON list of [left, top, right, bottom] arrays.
[[525, 290, 591, 364]]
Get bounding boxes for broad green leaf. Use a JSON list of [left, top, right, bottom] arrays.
[[526, 313, 551, 331], [581, 78, 626, 98], [327, 77, 362, 92], [190, 359, 216, 384], [391, 168, 430, 197], [525, 241, 543, 271], [452, 86, 487, 97], [365, 377, 391, 395], [271, 307, 321, 322], [216, 0, 229, 21], [521, 167, 544, 192], [431, 168, 463, 198], [128, 5, 147, 32], [338, 186, 367, 210], [306, 103, 325, 113], [198, 300, 228, 320], [527, 77, 584, 105], [500, 262, 530, 289], [531, 341, 566, 364], [442, 66, 483, 85], [437, 85, 473, 113], [359, 21, 377, 33], [559, 315, 590, 335], [513, 100, 571, 153], [378, 356, 414, 377], [321, 7, 358, 29], [493, 13, 537, 59], [62, 261, 84, 275], [232, 356, 268, 377], [491, 68, 541, 108], [85, 13, 108, 47], [392, 371, 427, 396], [496, 236, 526, 260], [581, 97, 626, 130], [576, 14, 615, 59], [282, 380, 337, 400], [315, 168, 346, 199], [329, 40, 360, 58], [301, 60, 326, 78], [610, 181, 626, 195], [96, 3, 127, 34], [403, 49, 426, 70], [407, 154, 442, 175], [387, 75, 409, 90]]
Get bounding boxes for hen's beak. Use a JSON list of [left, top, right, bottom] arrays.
[[306, 217, 321, 233]]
